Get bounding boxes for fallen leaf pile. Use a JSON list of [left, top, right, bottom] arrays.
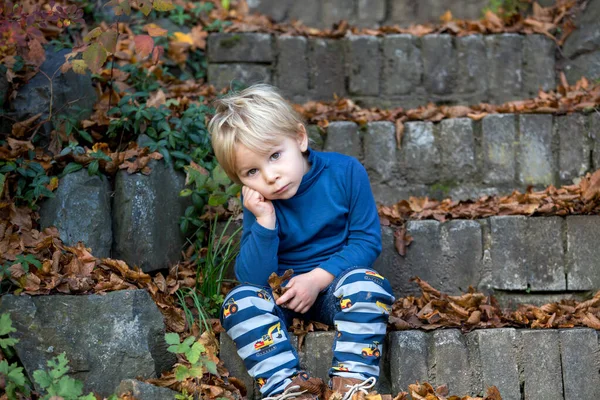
[[394, 383, 502, 400], [390, 277, 600, 332]]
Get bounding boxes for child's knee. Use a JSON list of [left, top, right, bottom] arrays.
[[333, 268, 395, 309], [220, 285, 276, 327]]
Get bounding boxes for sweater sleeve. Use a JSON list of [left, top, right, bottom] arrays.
[[316, 159, 382, 278], [234, 205, 280, 286]]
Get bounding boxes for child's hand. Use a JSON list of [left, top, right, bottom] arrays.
[[243, 186, 276, 229], [276, 268, 334, 314]]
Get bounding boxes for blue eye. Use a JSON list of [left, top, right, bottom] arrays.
[[247, 169, 257, 176], [271, 152, 281, 160]]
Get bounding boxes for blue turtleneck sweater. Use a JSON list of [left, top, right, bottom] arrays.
[[235, 149, 382, 287]]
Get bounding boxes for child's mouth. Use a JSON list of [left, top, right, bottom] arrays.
[[274, 184, 290, 194]]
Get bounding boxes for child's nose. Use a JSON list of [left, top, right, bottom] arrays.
[[264, 168, 279, 183]]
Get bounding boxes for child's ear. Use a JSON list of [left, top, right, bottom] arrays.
[[296, 123, 308, 152]]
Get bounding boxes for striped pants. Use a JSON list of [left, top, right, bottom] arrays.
[[220, 268, 395, 396]]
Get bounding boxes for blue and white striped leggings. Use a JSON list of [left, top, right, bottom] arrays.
[[220, 267, 395, 396]]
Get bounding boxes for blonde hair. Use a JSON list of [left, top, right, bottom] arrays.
[[208, 84, 306, 184]]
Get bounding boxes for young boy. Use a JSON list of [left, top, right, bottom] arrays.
[[210, 84, 395, 400]]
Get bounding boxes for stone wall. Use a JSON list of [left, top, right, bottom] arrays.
[[207, 33, 558, 107], [317, 112, 600, 204]]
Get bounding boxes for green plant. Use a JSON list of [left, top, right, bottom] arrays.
[[485, 0, 529, 18], [33, 353, 95, 400], [0, 313, 31, 398], [165, 332, 217, 382], [0, 156, 56, 209]]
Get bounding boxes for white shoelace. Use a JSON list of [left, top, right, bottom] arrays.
[[342, 377, 377, 400], [263, 385, 308, 400]]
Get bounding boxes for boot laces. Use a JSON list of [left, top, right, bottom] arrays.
[[264, 385, 307, 400], [342, 377, 376, 400]]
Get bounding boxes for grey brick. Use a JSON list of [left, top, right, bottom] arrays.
[[563, 51, 600, 85], [559, 329, 600, 400], [481, 114, 516, 184], [298, 332, 334, 383], [422, 35, 456, 95], [592, 112, 600, 170], [416, 0, 449, 24], [382, 35, 422, 96], [522, 331, 563, 400], [438, 118, 476, 181], [276, 36, 309, 96], [324, 122, 362, 160], [401, 121, 440, 184], [456, 35, 487, 101], [208, 64, 271, 90], [289, 0, 321, 28], [489, 216, 528, 290], [363, 122, 396, 182], [347, 35, 381, 96], [246, 0, 291, 22], [357, 0, 386, 24], [494, 292, 588, 310], [566, 215, 600, 290], [431, 330, 472, 395], [556, 114, 591, 184], [308, 38, 346, 100], [526, 217, 565, 291], [467, 329, 520, 400], [388, 331, 429, 394], [207, 33, 273, 63], [448, 0, 489, 20], [389, 1, 418, 25], [486, 35, 523, 103], [322, 0, 354, 27], [518, 114, 555, 186], [523, 35, 556, 97], [562, 18, 600, 59], [439, 220, 483, 293]]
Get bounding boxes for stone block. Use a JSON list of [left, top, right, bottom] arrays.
[[431, 330, 472, 395], [289, 0, 321, 28], [388, 331, 429, 394], [563, 51, 600, 85], [246, 0, 291, 22], [208, 64, 271, 90], [448, 0, 488, 21], [220, 334, 256, 399], [485, 35, 523, 103], [489, 216, 528, 290], [566, 215, 600, 290], [207, 33, 273, 63], [438, 118, 476, 181], [522, 35, 556, 97], [559, 329, 600, 400], [521, 331, 563, 400], [322, 0, 354, 27], [115, 380, 179, 400], [389, 1, 418, 25], [439, 220, 483, 293], [416, 0, 449, 24], [556, 114, 591, 184], [593, 112, 600, 170], [324, 122, 362, 160], [494, 293, 588, 310], [298, 332, 334, 383], [481, 114, 516, 185], [562, 20, 600, 59], [518, 114, 555, 186], [307, 125, 324, 150], [526, 217, 565, 291], [347, 35, 380, 96], [456, 35, 487, 101], [422, 35, 456, 95], [39, 169, 112, 258], [357, 0, 386, 24], [276, 36, 309, 96], [467, 329, 520, 400], [382, 35, 422, 96], [363, 122, 396, 182], [401, 121, 440, 184], [308, 39, 346, 100]]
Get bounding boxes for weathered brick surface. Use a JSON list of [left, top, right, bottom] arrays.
[[486, 35, 523, 103], [438, 118, 476, 181], [592, 112, 600, 170], [208, 33, 273, 63], [559, 329, 600, 400], [276, 36, 309, 97], [308, 39, 346, 99], [556, 114, 591, 184], [322, 0, 354, 28], [489, 216, 528, 290], [518, 114, 555, 186], [347, 36, 380, 96], [298, 332, 334, 383], [382, 35, 422, 96], [431, 330, 473, 395], [246, 0, 291, 22], [456, 35, 487, 102], [388, 331, 429, 394], [566, 215, 600, 290], [208, 64, 271, 90], [323, 121, 362, 160], [363, 122, 396, 182], [522, 331, 564, 400], [481, 114, 516, 185], [522, 35, 556, 97], [563, 51, 600, 85], [357, 0, 386, 25], [288, 0, 321, 27], [526, 217, 565, 291], [422, 35, 456, 95], [401, 121, 440, 184]]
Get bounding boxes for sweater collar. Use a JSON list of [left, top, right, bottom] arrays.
[[295, 148, 326, 197]]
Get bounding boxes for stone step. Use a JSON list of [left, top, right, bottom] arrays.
[[219, 328, 600, 400], [375, 215, 600, 302], [315, 114, 600, 204], [207, 32, 559, 107]]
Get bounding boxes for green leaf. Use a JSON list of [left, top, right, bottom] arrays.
[[154, 0, 176, 11], [0, 360, 8, 374], [62, 162, 83, 176], [182, 335, 196, 348], [180, 188, 193, 197], [0, 313, 16, 336], [204, 360, 218, 375], [174, 365, 190, 381], [165, 332, 180, 345], [99, 30, 118, 54], [221, 0, 230, 10], [212, 165, 230, 186], [88, 160, 99, 176], [187, 341, 203, 364], [83, 27, 103, 43], [7, 365, 26, 386], [0, 173, 5, 197], [83, 42, 108, 74], [188, 365, 204, 377], [208, 192, 228, 207], [77, 129, 93, 143], [225, 184, 241, 196], [55, 375, 83, 397], [0, 337, 19, 349], [48, 353, 69, 380], [33, 370, 52, 389]]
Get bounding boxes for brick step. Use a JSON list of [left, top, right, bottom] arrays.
[[313, 114, 600, 204], [219, 328, 600, 400], [375, 215, 600, 302], [207, 32, 559, 108]]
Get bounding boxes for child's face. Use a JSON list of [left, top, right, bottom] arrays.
[[235, 126, 310, 200]]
